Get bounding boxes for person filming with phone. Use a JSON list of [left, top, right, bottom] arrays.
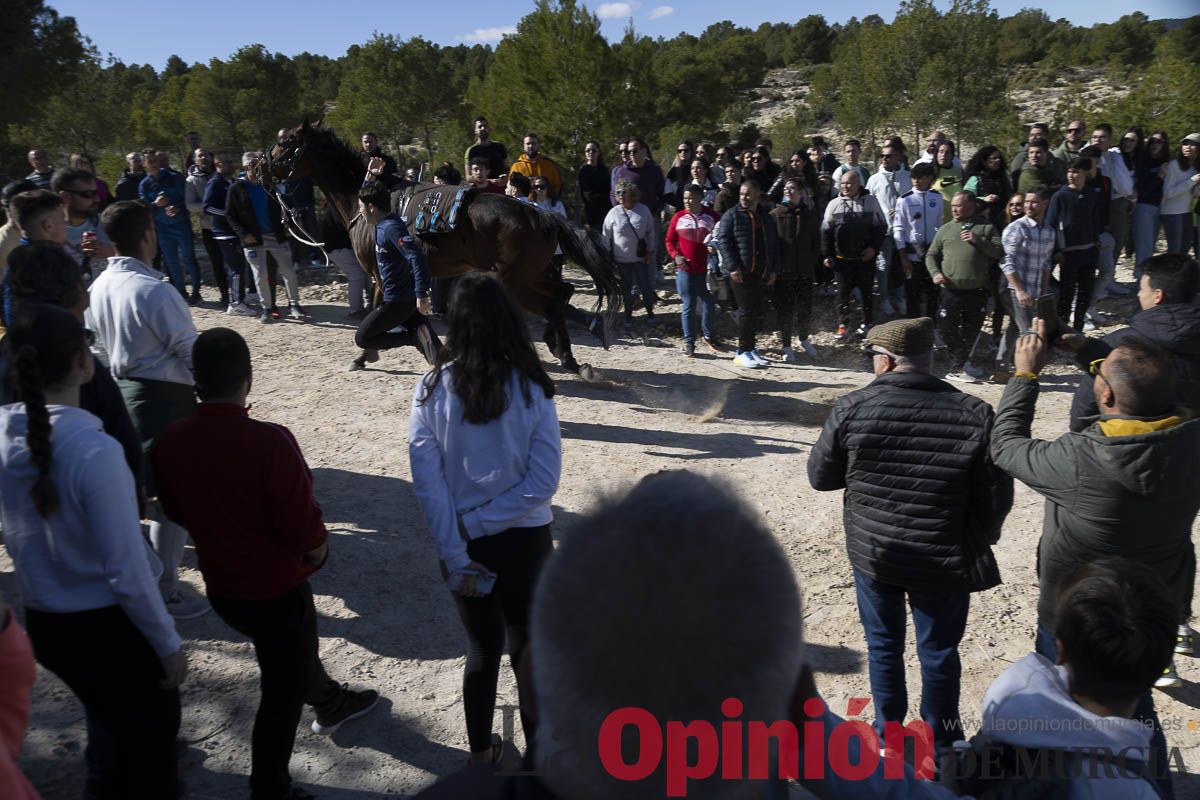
[[409, 272, 562, 768]]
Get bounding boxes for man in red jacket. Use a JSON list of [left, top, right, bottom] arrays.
[[153, 328, 377, 800]]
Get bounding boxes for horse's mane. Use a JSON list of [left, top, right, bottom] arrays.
[[303, 126, 367, 197]]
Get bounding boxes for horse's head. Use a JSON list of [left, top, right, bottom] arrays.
[[266, 120, 314, 184]]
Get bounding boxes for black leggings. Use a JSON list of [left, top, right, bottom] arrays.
[[25, 605, 181, 800], [451, 524, 553, 753], [354, 298, 436, 352]]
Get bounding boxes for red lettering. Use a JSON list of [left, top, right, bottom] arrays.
[[883, 720, 935, 779], [747, 720, 800, 780], [665, 720, 719, 797], [720, 698, 743, 779], [802, 697, 827, 780], [598, 708, 662, 781], [829, 719, 880, 781]]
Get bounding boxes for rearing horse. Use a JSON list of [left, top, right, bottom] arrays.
[[266, 122, 620, 379]]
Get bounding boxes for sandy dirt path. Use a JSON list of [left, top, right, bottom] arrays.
[[6, 262, 1200, 798]]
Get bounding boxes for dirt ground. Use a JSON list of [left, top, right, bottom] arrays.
[[6, 256, 1200, 799]]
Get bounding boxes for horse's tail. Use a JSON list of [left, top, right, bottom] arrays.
[[543, 212, 623, 324]]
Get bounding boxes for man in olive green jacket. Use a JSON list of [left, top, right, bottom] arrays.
[[991, 322, 1200, 798], [926, 191, 1002, 381]]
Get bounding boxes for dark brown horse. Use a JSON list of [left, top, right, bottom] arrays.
[[266, 122, 619, 378]]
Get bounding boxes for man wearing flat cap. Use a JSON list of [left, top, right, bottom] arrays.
[[808, 316, 1013, 763]]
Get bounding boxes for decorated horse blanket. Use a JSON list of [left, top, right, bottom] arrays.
[[392, 184, 476, 235]]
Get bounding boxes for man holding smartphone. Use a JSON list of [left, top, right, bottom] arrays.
[[154, 328, 378, 800]]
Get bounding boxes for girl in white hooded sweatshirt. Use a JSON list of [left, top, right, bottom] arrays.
[[0, 302, 185, 799]]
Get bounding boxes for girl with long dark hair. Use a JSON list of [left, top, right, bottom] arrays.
[[963, 145, 1012, 228], [769, 150, 818, 205], [409, 272, 560, 767], [0, 303, 184, 798]]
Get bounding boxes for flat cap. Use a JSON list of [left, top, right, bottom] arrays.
[[865, 317, 934, 358]]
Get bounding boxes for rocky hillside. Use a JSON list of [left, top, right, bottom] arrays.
[[744, 64, 1133, 151]]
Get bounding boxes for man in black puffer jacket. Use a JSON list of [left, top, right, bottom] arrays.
[[1070, 253, 1200, 431], [808, 316, 1013, 760]]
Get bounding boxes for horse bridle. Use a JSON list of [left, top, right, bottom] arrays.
[[261, 134, 330, 263]]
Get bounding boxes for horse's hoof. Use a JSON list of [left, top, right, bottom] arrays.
[[348, 359, 365, 372], [364, 349, 380, 363], [578, 364, 603, 383]]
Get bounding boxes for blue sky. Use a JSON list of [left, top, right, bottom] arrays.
[[53, 0, 1197, 69]]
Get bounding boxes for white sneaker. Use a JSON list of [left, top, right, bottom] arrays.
[[945, 372, 982, 384], [164, 590, 211, 620], [226, 302, 256, 316], [1083, 319, 1097, 332], [1177, 625, 1195, 656], [782, 346, 800, 363], [800, 339, 818, 358], [855, 323, 869, 337], [734, 352, 761, 369], [749, 349, 770, 365], [1156, 661, 1183, 689]]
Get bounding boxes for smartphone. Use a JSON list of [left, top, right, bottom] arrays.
[[1034, 293, 1060, 340], [448, 568, 496, 595]]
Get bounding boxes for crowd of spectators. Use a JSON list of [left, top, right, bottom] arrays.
[[0, 111, 1199, 800]]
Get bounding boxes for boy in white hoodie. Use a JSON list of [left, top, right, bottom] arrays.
[[964, 557, 1174, 798]]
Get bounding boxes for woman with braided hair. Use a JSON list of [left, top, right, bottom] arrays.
[[0, 303, 185, 799], [1, 242, 144, 507]]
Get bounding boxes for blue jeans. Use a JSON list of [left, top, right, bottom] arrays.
[[617, 260, 655, 320], [1162, 213, 1190, 256], [157, 221, 200, 293], [1133, 203, 1161, 274], [853, 568, 969, 753], [1035, 624, 1173, 799], [675, 269, 716, 344]]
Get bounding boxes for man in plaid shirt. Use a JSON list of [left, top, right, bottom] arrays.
[[998, 186, 1057, 370]]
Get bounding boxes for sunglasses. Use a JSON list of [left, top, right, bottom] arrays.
[[677, 147, 691, 153], [64, 189, 98, 198], [1087, 357, 1106, 377], [534, 183, 549, 189], [1067, 127, 1083, 133], [751, 156, 765, 162]]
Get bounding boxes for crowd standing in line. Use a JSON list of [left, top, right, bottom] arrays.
[[0, 110, 1199, 800]]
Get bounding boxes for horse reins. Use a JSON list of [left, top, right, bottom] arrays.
[[263, 136, 333, 266]]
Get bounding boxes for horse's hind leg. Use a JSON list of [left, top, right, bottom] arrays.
[[542, 300, 582, 374]]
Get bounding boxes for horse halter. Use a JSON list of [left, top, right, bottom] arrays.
[[268, 136, 307, 182]]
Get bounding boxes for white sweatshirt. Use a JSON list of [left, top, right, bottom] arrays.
[[86, 256, 197, 385], [0, 404, 180, 657], [409, 366, 561, 570]]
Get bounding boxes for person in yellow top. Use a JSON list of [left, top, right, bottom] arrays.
[[508, 134, 562, 199], [931, 141, 964, 225]]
